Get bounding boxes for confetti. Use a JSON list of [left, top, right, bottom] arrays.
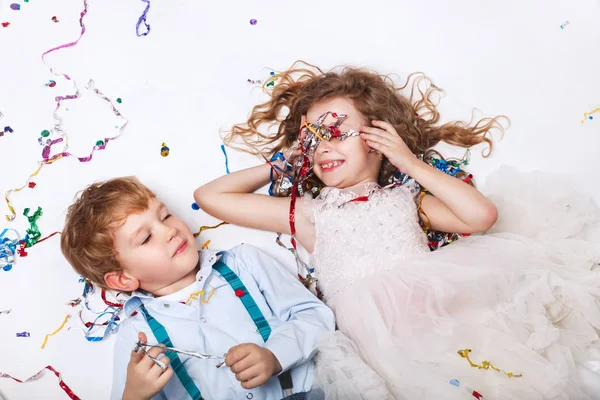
[[52, 16, 59, 23], [4, 78, 128, 221], [160, 142, 170, 157], [4, 126, 14, 134], [0, 228, 21, 271], [10, 3, 20, 10], [1, 23, 10, 28], [581, 107, 600, 123], [136, 0, 151, 37], [201, 240, 210, 250], [560, 20, 570, 29], [0, 309, 11, 314], [449, 379, 460, 387], [16, 331, 30, 337], [193, 221, 228, 238], [247, 79, 263, 84], [41, 315, 70, 349], [221, 144, 230, 174], [0, 365, 81, 400], [250, 19, 257, 25], [191, 202, 200, 210], [4, 0, 130, 222], [45, 80, 57, 87], [116, 97, 122, 104], [457, 348, 522, 378]]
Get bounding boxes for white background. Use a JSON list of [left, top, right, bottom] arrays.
[[0, 0, 599, 398]]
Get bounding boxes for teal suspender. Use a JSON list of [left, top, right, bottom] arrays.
[[212, 260, 272, 341], [139, 304, 203, 400]]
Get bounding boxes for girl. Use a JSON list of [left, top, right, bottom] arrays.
[[195, 62, 600, 399]]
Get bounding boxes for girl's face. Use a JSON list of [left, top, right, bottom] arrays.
[[306, 97, 381, 189]]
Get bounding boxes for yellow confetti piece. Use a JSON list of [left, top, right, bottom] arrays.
[[193, 221, 228, 238], [201, 240, 211, 249], [581, 107, 600, 124], [457, 349, 522, 378], [41, 315, 70, 349]]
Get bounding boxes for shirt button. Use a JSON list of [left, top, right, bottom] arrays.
[[201, 317, 207, 323], [163, 303, 170, 308], [246, 394, 253, 399], [209, 256, 215, 263]]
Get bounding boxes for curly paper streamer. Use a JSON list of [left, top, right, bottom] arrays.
[[0, 366, 81, 400], [136, 0, 151, 37], [581, 107, 600, 124], [4, 0, 127, 220], [66, 280, 125, 343], [221, 144, 230, 174], [4, 80, 128, 221], [23, 207, 43, 247], [457, 349, 522, 378], [41, 315, 70, 349], [0, 228, 21, 271], [4, 0, 88, 221], [193, 221, 228, 238]]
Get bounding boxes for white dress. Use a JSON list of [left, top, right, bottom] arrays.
[[305, 167, 600, 400]]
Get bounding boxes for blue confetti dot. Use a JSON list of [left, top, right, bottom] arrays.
[[3, 264, 13, 271], [270, 71, 275, 76], [589, 116, 594, 120], [449, 379, 460, 387], [191, 202, 200, 210]]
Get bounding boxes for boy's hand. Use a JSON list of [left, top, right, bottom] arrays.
[[226, 343, 282, 389], [123, 333, 173, 400]]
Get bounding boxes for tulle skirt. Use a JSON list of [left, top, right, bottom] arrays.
[[316, 167, 600, 400]]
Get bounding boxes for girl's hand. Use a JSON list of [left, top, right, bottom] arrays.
[[360, 120, 418, 174]]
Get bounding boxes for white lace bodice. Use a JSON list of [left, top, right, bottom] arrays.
[[305, 182, 430, 299]]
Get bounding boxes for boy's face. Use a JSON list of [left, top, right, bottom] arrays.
[[109, 198, 199, 296]]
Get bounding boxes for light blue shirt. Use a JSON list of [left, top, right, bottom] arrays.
[[110, 244, 335, 400]]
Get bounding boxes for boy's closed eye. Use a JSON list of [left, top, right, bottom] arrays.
[[140, 214, 172, 245]]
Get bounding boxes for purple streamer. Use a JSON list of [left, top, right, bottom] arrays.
[[136, 0, 151, 37]]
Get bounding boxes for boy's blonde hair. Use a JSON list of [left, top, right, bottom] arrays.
[[60, 177, 156, 288]]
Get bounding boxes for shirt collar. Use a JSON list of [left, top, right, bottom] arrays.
[[123, 249, 231, 315]]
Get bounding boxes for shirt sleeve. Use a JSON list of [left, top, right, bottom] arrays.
[[234, 244, 335, 373], [110, 318, 136, 400]]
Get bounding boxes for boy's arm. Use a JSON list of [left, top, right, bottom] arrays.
[[235, 244, 335, 373]]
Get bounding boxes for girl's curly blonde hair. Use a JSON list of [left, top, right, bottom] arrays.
[[225, 61, 507, 188]]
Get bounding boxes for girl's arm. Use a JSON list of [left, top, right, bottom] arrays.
[[408, 162, 497, 233], [361, 120, 497, 234], [194, 163, 315, 250]]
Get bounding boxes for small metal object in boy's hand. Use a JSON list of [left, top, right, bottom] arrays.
[[134, 341, 226, 369]]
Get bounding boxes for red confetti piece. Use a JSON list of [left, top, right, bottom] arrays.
[[52, 16, 59, 23], [16, 241, 28, 257], [28, 182, 37, 188], [0, 365, 81, 400], [235, 289, 245, 297], [1, 22, 10, 28]]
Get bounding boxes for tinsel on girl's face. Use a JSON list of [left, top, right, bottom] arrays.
[[289, 111, 362, 196]]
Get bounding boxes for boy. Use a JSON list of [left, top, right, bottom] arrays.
[[60, 177, 334, 400]]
